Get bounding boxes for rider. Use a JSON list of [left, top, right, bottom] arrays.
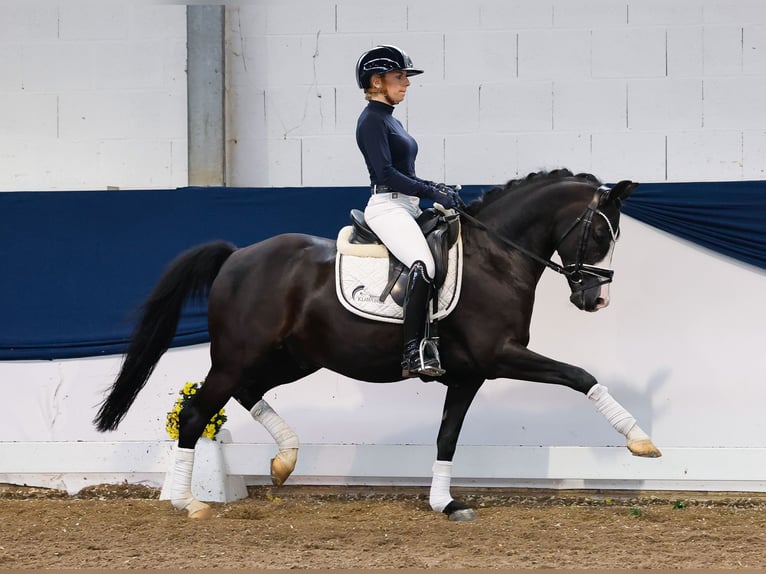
[[355, 45, 462, 379]]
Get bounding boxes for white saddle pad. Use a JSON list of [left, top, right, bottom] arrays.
[[334, 225, 463, 324]]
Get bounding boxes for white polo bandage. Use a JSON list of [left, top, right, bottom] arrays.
[[250, 399, 300, 450], [587, 383, 636, 436], [169, 447, 195, 510], [429, 460, 453, 512]]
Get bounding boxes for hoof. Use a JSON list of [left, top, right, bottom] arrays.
[[270, 448, 298, 487], [442, 499, 478, 522], [448, 508, 478, 522], [628, 439, 662, 458], [186, 499, 213, 519]]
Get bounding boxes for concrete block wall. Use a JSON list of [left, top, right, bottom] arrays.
[[0, 3, 187, 191], [3, 1, 764, 191], [226, 0, 766, 188]]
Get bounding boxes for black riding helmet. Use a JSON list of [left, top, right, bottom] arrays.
[[355, 45, 424, 89]]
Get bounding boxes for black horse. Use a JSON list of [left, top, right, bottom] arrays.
[[94, 169, 660, 521]]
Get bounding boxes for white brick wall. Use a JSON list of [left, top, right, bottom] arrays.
[[3, 1, 765, 190], [0, 4, 186, 191], [226, 0, 766, 187]]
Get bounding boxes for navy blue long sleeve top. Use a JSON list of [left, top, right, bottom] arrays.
[[356, 100, 433, 197]]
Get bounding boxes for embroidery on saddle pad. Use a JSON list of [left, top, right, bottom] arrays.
[[334, 226, 463, 324]]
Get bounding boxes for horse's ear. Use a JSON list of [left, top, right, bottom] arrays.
[[605, 180, 638, 209]]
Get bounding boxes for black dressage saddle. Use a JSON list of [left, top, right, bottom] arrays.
[[347, 208, 460, 306]]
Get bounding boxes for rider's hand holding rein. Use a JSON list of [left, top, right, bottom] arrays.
[[429, 183, 464, 210]]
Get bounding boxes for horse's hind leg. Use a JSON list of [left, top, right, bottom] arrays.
[[233, 387, 301, 487], [233, 358, 318, 487], [168, 366, 239, 519]]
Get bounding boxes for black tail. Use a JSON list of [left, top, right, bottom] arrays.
[[94, 240, 236, 432]]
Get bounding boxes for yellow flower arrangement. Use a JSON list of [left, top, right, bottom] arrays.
[[165, 381, 227, 441]]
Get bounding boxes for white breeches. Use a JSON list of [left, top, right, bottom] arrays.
[[365, 193, 435, 278]]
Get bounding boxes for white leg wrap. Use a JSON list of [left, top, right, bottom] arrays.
[[250, 399, 300, 450], [627, 423, 651, 442], [170, 447, 196, 511], [587, 383, 637, 437], [429, 460, 453, 513]]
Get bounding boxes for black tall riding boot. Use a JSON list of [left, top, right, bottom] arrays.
[[401, 261, 445, 378]]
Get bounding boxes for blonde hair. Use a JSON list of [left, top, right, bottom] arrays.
[[363, 74, 385, 100]]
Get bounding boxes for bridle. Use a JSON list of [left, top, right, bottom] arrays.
[[454, 185, 618, 293]]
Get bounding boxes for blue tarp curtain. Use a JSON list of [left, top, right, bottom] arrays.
[[1, 181, 764, 360], [621, 180, 766, 271]]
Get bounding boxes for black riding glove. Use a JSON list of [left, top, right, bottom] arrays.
[[430, 183, 464, 209]]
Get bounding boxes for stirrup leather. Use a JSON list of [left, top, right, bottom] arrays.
[[402, 338, 445, 377]]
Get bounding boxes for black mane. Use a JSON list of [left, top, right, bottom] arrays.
[[466, 169, 601, 214]]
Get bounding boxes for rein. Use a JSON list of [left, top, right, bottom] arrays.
[[453, 185, 616, 291]]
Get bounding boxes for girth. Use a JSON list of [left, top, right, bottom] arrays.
[[347, 208, 460, 306]]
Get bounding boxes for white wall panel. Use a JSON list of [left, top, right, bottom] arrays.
[[479, 1, 553, 30], [302, 136, 366, 186], [336, 1, 407, 34], [409, 134, 446, 183], [667, 26, 704, 77], [592, 28, 666, 78], [58, 4, 130, 41], [407, 84, 480, 134], [667, 130, 743, 181], [591, 132, 667, 183], [446, 31, 517, 82], [227, 136, 303, 187], [446, 133, 517, 184], [628, 79, 702, 130], [703, 26, 743, 76], [743, 130, 766, 179], [554, 80, 626, 131], [0, 93, 57, 139], [516, 132, 590, 178], [407, 1, 481, 32], [0, 4, 58, 42], [704, 0, 766, 25], [743, 26, 766, 74], [481, 81, 552, 132], [518, 29, 590, 79], [260, 0, 335, 36], [263, 86, 336, 138], [704, 77, 766, 128], [98, 140, 183, 190], [58, 92, 185, 140], [21, 42, 97, 92], [0, 3, 186, 191], [552, 0, 627, 28], [628, 0, 703, 26]]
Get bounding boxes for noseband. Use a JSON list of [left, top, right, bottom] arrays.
[[455, 184, 618, 292]]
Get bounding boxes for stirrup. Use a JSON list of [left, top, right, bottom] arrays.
[[403, 339, 445, 378]]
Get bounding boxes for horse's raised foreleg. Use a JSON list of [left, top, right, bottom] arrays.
[[498, 344, 661, 458], [586, 383, 661, 457], [431, 382, 483, 521], [250, 399, 300, 486]]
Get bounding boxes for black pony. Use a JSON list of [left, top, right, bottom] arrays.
[[95, 169, 660, 521]]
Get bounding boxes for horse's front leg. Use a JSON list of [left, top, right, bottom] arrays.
[[430, 381, 483, 522], [497, 344, 661, 458]]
